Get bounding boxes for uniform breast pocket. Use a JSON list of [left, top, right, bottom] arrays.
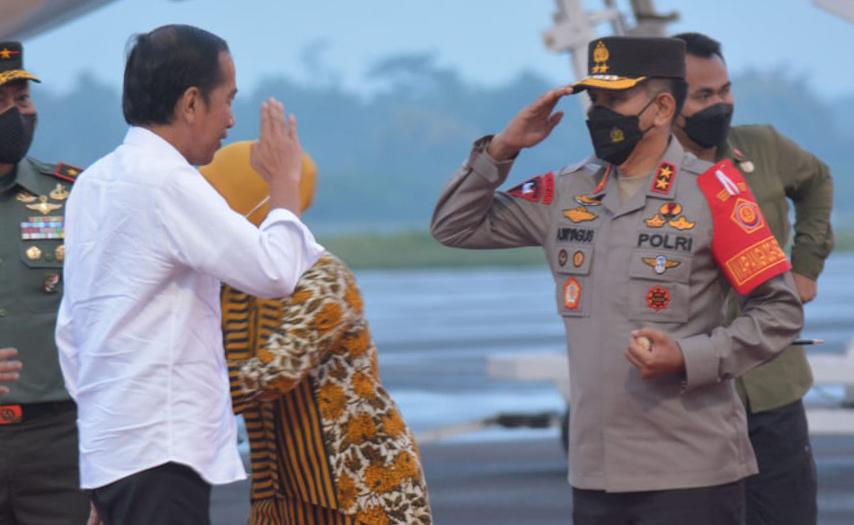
[[20, 242, 64, 312], [627, 249, 691, 324], [554, 246, 593, 318]]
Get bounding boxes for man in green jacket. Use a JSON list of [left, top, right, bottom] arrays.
[[0, 41, 90, 524], [673, 32, 834, 525]]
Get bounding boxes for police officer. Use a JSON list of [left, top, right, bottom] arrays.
[[431, 36, 803, 524], [0, 41, 90, 524], [672, 32, 832, 525]]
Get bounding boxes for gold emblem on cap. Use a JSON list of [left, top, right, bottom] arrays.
[[0, 48, 14, 60], [55, 244, 65, 262], [610, 127, 624, 143], [49, 183, 70, 201], [16, 191, 37, 203], [26, 246, 42, 260], [26, 195, 62, 215], [592, 41, 610, 74]]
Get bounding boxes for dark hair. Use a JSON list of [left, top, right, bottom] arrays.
[[672, 32, 725, 62], [122, 24, 229, 126], [643, 77, 688, 122]]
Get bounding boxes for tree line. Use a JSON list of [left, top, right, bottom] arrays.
[[30, 55, 853, 233]]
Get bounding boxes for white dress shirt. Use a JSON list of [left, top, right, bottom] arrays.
[[56, 127, 324, 489]]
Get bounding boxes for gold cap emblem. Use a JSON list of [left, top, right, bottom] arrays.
[[592, 41, 610, 73]]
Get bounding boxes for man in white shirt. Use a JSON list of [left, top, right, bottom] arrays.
[[55, 24, 324, 525]]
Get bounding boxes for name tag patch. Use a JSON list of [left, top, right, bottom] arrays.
[[556, 227, 595, 243], [637, 233, 693, 252]]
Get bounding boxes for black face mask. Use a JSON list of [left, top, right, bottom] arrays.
[[0, 107, 37, 164], [585, 97, 656, 166], [681, 103, 733, 149]]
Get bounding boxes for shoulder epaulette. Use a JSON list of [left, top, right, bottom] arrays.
[[697, 159, 791, 295], [52, 162, 83, 183]]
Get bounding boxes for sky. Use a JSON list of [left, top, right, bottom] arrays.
[[18, 0, 854, 101]]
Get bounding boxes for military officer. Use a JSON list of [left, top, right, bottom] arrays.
[[0, 41, 90, 524], [673, 32, 833, 525], [431, 36, 803, 524]]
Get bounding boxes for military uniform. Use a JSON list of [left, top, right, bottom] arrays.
[[722, 125, 833, 525], [432, 135, 802, 492], [0, 42, 89, 525]]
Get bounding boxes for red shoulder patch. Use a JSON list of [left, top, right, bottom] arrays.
[[507, 171, 554, 204], [53, 162, 83, 183], [697, 160, 791, 295]]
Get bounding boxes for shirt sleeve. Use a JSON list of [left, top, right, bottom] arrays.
[[678, 272, 804, 391], [157, 167, 324, 299], [55, 295, 78, 400], [430, 136, 551, 249], [774, 129, 835, 280]]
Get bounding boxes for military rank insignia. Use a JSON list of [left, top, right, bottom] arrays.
[[650, 162, 675, 194], [53, 163, 83, 183], [697, 160, 790, 294], [507, 172, 554, 204]]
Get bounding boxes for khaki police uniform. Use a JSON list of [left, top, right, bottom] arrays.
[[431, 135, 803, 492], [0, 40, 89, 525]]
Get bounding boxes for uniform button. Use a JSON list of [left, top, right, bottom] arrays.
[[0, 308, 6, 318]]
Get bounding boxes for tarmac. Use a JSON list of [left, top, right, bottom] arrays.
[[211, 433, 854, 524]]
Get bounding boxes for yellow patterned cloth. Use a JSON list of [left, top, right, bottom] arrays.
[[223, 253, 432, 525]]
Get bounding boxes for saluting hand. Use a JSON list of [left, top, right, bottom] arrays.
[[624, 329, 685, 380], [251, 98, 303, 216], [488, 85, 575, 161], [0, 347, 22, 395]]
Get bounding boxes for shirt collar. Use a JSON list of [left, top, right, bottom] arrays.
[[591, 136, 686, 202], [124, 126, 192, 166]]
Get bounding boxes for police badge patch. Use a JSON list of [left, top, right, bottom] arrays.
[[507, 172, 554, 204], [646, 286, 671, 311]]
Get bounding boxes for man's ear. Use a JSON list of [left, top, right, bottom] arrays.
[[175, 86, 203, 124], [654, 91, 677, 127]]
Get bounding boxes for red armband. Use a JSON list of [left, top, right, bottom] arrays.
[[697, 160, 791, 295]]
